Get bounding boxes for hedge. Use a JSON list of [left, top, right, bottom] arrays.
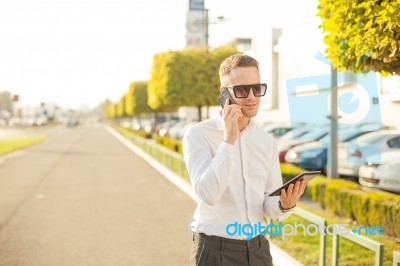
[[114, 125, 183, 154], [281, 163, 400, 238], [152, 135, 183, 155]]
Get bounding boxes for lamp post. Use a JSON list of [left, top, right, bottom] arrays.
[[327, 66, 338, 179], [11, 94, 20, 118], [204, 9, 229, 50]]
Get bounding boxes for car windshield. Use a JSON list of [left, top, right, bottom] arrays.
[[354, 133, 390, 144], [320, 130, 373, 143], [298, 129, 327, 141], [279, 128, 311, 140]]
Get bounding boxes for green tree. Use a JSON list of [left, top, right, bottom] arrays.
[[317, 0, 400, 75], [148, 51, 187, 112], [117, 94, 126, 118], [148, 46, 239, 121], [99, 99, 113, 118], [105, 103, 117, 118], [182, 46, 240, 120], [125, 81, 153, 116]]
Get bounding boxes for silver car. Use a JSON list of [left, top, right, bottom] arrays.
[[359, 150, 400, 193], [338, 130, 400, 177]]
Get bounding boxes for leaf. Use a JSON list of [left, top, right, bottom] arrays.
[[317, 0, 400, 75]]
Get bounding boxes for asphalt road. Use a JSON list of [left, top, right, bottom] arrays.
[[0, 124, 196, 266]]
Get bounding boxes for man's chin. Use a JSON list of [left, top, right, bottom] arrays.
[[243, 111, 258, 118]]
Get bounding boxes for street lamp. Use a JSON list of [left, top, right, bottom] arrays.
[[327, 66, 339, 179], [204, 9, 229, 50]]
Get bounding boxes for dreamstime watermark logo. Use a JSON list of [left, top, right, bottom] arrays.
[[188, 219, 383, 241]]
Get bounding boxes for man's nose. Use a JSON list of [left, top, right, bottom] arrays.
[[247, 88, 256, 99]]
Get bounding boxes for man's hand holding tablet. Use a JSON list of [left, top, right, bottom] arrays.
[[269, 171, 321, 212]]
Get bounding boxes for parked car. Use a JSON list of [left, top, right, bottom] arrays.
[[155, 117, 179, 135], [285, 129, 374, 172], [8, 117, 22, 127], [261, 123, 293, 138], [278, 128, 328, 163], [158, 120, 179, 137], [278, 127, 312, 141], [169, 121, 192, 139], [338, 130, 400, 177], [359, 150, 400, 193]]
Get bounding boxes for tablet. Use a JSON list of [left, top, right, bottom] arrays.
[[268, 171, 321, 197]]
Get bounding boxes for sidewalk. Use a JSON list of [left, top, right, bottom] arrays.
[[107, 125, 304, 266]]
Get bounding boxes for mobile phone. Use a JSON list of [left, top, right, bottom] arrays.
[[217, 88, 235, 108], [268, 171, 321, 196]]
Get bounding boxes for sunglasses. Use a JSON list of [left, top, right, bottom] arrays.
[[224, 83, 267, 98]]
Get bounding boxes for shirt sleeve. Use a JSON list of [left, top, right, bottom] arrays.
[[263, 137, 294, 221], [182, 126, 234, 206]]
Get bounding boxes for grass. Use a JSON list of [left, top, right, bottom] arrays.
[[0, 135, 47, 156]]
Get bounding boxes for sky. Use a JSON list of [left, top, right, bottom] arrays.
[[0, 0, 321, 110]]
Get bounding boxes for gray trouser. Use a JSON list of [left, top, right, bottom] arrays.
[[190, 233, 273, 266]]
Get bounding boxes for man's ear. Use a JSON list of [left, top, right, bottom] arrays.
[[219, 87, 224, 93]]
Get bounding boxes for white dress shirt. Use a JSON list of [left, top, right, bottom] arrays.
[[182, 115, 293, 240]]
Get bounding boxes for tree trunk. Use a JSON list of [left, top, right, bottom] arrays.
[[153, 111, 158, 132], [197, 106, 202, 121]]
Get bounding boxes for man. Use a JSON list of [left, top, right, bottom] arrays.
[[183, 54, 306, 266]]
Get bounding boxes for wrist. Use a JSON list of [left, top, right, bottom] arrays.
[[224, 136, 236, 145], [278, 201, 296, 213]]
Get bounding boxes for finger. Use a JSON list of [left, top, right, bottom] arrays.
[[292, 181, 300, 195], [223, 99, 232, 113], [295, 180, 302, 194], [232, 112, 242, 122], [224, 103, 240, 114], [222, 104, 233, 119], [225, 98, 230, 106], [222, 100, 230, 112], [300, 180, 307, 194], [233, 110, 243, 119], [287, 183, 294, 196], [229, 108, 243, 118], [280, 188, 286, 199]]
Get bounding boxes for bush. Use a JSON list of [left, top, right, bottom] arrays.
[[152, 135, 183, 155], [281, 163, 400, 238], [134, 130, 151, 139], [114, 125, 151, 139], [311, 179, 400, 238]]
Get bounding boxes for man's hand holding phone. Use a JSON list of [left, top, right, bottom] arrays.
[[222, 99, 243, 145], [217, 88, 243, 145]]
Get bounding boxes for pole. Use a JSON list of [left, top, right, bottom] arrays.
[[204, 8, 209, 50], [327, 66, 338, 179]]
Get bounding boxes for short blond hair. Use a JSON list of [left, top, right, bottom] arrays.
[[219, 54, 259, 86]]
